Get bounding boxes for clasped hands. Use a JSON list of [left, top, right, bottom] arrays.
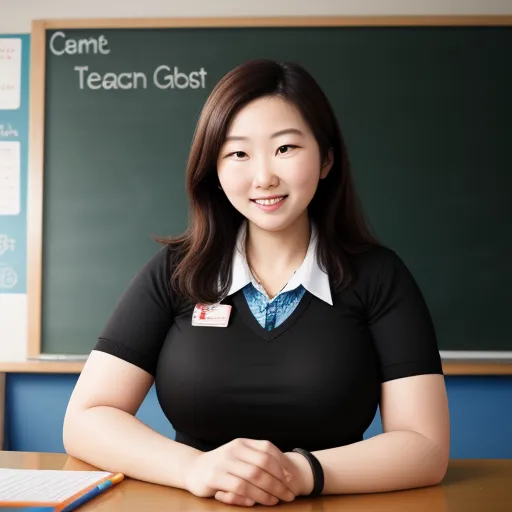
[[184, 438, 315, 507]]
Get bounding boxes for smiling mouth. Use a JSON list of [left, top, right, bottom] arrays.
[[251, 196, 287, 206]]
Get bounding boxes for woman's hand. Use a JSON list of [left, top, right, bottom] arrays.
[[184, 438, 299, 506], [282, 451, 315, 496]]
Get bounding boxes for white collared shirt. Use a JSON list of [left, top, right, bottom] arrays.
[[226, 223, 333, 306]]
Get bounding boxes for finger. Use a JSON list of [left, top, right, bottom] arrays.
[[226, 458, 295, 503], [237, 440, 294, 488], [215, 491, 255, 507], [245, 439, 293, 475], [213, 472, 280, 507]]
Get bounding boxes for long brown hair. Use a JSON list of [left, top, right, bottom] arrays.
[[162, 59, 379, 305]]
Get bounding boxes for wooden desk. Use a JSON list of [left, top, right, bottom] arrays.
[[1, 452, 511, 511]]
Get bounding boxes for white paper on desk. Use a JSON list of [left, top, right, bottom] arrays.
[[0, 141, 20, 215], [0, 38, 22, 110], [0, 469, 112, 503]]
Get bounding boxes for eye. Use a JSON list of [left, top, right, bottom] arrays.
[[276, 144, 298, 155], [227, 151, 248, 159]]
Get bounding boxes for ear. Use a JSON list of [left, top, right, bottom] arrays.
[[320, 148, 334, 179]]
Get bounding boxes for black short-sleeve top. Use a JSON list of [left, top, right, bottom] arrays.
[[94, 245, 443, 453]]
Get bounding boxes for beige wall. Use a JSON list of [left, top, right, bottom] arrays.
[[1, 0, 512, 33]]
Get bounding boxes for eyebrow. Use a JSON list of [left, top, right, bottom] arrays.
[[224, 128, 305, 142]]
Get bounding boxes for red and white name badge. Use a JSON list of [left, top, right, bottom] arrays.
[[192, 303, 232, 327]]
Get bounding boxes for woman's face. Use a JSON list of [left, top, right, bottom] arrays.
[[217, 96, 332, 233]]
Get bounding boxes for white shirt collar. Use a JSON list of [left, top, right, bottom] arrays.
[[226, 223, 333, 306]]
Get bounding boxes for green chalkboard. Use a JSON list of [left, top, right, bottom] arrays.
[[40, 24, 512, 356]]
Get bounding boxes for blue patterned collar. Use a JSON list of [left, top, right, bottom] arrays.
[[226, 223, 333, 306]]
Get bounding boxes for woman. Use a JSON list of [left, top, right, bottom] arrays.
[[63, 59, 450, 507]]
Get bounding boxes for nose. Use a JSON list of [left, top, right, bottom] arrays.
[[252, 157, 279, 189]]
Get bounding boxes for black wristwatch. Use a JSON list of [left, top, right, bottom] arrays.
[[292, 448, 324, 497]]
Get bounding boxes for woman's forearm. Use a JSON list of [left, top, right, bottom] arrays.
[[308, 430, 448, 495], [63, 406, 201, 489]]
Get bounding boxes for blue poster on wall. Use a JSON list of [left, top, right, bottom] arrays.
[[0, 34, 29, 294]]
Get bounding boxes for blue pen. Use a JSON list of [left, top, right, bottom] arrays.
[[60, 474, 124, 512]]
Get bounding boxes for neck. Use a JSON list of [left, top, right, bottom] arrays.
[[245, 213, 311, 280]]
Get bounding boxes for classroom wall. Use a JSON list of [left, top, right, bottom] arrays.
[[2, 0, 512, 456], [5, 374, 512, 457], [1, 0, 512, 33]]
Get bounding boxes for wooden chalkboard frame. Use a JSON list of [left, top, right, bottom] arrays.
[[25, 16, 512, 375]]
